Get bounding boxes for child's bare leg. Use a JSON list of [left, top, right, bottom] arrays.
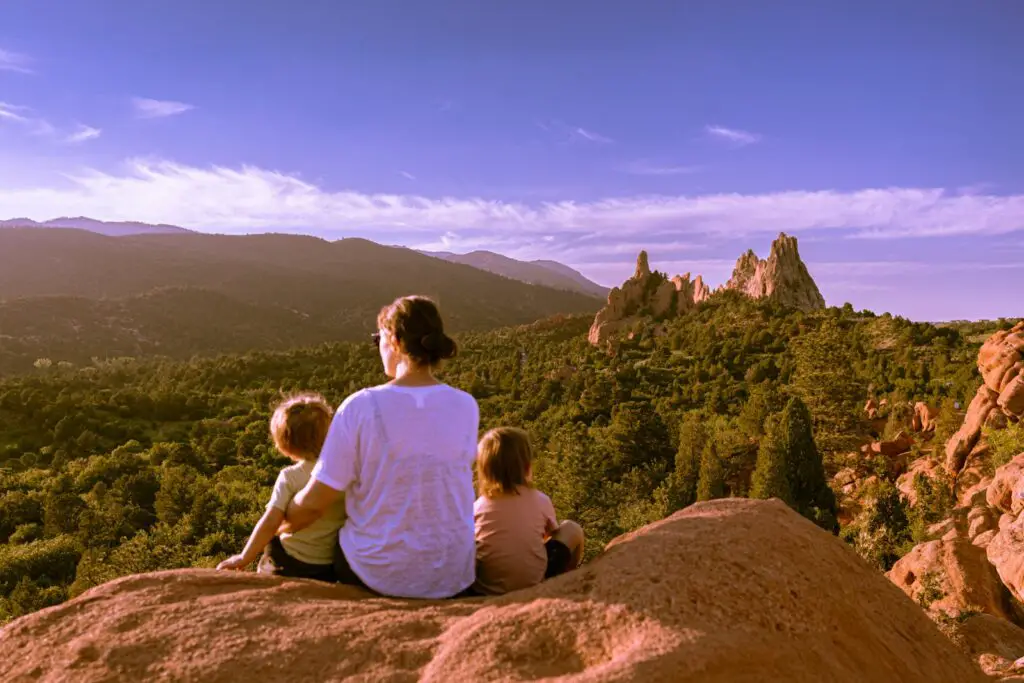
[[550, 520, 585, 571]]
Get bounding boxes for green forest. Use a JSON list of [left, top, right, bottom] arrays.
[[0, 289, 1019, 622]]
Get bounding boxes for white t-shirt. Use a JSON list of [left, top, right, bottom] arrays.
[[312, 383, 479, 598]]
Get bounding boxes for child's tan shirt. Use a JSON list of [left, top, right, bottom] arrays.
[[472, 485, 557, 595], [266, 461, 347, 565]]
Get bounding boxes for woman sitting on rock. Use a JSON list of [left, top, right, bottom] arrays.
[[285, 295, 479, 599]]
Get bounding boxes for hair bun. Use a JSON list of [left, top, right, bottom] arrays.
[[421, 331, 457, 359], [420, 332, 442, 351]]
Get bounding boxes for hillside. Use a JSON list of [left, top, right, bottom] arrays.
[[0, 217, 192, 236], [424, 249, 608, 297], [0, 229, 602, 375]]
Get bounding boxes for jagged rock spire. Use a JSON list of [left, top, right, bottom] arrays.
[[587, 235, 825, 347], [635, 250, 651, 279]]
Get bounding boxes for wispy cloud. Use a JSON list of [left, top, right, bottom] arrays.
[[536, 120, 614, 145], [2, 159, 1022, 245], [399, 171, 417, 181], [0, 102, 100, 143], [621, 160, 700, 176], [65, 124, 102, 144], [572, 127, 613, 144], [132, 97, 195, 119], [0, 102, 30, 122], [0, 48, 32, 74], [705, 124, 761, 146]]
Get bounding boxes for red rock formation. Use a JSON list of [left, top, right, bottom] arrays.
[[587, 252, 709, 346], [865, 399, 879, 420], [724, 233, 826, 312], [863, 430, 916, 458], [947, 323, 1024, 476], [914, 402, 938, 433], [0, 499, 986, 683], [588, 234, 823, 346], [888, 536, 1021, 623]]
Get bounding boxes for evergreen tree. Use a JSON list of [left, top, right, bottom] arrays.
[[791, 319, 866, 453], [696, 441, 725, 501], [664, 411, 707, 510], [749, 413, 793, 504], [769, 397, 837, 531]]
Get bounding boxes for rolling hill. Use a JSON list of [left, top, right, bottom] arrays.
[[0, 217, 192, 236], [424, 249, 607, 297], [0, 229, 603, 375]]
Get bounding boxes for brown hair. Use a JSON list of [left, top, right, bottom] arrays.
[[476, 427, 534, 498], [270, 394, 333, 462], [377, 295, 457, 367]]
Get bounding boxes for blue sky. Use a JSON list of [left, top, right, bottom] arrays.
[[1, 1, 1021, 321]]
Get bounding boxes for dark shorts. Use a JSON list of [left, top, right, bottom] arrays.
[[545, 539, 574, 579], [260, 536, 336, 583]]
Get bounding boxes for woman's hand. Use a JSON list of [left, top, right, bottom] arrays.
[[216, 554, 251, 571]]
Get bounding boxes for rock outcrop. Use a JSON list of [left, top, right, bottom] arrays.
[[587, 251, 708, 346], [947, 323, 1024, 476], [0, 499, 985, 683], [887, 449, 1024, 678], [914, 402, 938, 433], [724, 233, 825, 312], [588, 233, 824, 346]]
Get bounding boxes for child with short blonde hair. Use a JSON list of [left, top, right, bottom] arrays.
[[472, 427, 584, 595], [217, 394, 346, 581]]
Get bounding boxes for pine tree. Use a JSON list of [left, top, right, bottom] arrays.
[[666, 412, 707, 510], [756, 396, 837, 531], [696, 441, 725, 501], [791, 318, 866, 453], [749, 413, 793, 504]]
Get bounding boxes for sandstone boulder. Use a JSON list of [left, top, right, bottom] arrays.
[[948, 386, 1001, 475], [987, 453, 1024, 516], [943, 324, 1024, 477], [865, 399, 879, 420], [913, 402, 938, 433], [941, 613, 1024, 680], [864, 430, 915, 458], [0, 499, 986, 683], [988, 501, 1024, 605], [979, 323, 1024, 397], [888, 535, 1021, 624]]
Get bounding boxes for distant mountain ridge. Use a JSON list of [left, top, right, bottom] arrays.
[[3, 217, 604, 296], [0, 217, 192, 236], [0, 228, 601, 375], [423, 249, 607, 298]]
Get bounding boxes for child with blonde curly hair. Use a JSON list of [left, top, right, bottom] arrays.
[[217, 394, 346, 581]]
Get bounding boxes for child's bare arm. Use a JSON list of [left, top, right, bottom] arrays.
[[217, 507, 286, 571], [285, 479, 341, 532]]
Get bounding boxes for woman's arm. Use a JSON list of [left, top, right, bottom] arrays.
[[284, 480, 342, 532], [217, 506, 285, 570]]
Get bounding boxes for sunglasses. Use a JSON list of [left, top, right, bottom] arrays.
[[371, 331, 381, 348]]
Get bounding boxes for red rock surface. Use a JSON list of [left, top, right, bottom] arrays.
[[913, 402, 938, 433], [888, 536, 1020, 623], [0, 499, 984, 683], [948, 324, 1024, 476]]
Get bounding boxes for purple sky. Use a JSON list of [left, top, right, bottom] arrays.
[[1, 1, 1021, 321]]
